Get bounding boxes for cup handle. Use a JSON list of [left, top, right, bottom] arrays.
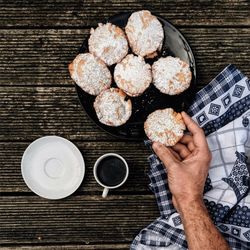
[[102, 187, 109, 198]]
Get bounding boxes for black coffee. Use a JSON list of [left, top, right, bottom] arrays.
[[97, 156, 127, 187]]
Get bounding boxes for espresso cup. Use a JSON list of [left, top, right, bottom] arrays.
[[93, 153, 129, 198]]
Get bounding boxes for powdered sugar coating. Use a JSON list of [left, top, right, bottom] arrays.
[[144, 108, 185, 146], [89, 23, 128, 66], [152, 56, 192, 95], [114, 54, 152, 97], [125, 10, 164, 57], [94, 88, 132, 126], [68, 53, 112, 96]]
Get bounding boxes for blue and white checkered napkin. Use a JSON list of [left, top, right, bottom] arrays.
[[131, 65, 250, 250]]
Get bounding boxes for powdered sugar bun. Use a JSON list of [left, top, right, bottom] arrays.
[[88, 23, 129, 66], [68, 53, 112, 96], [144, 108, 185, 146], [125, 10, 164, 57], [114, 54, 152, 97], [94, 88, 132, 127], [152, 56, 192, 95]]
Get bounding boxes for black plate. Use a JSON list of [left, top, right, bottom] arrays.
[[76, 12, 196, 140]]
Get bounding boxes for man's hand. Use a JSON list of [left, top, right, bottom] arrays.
[[152, 112, 230, 250], [152, 111, 211, 212]]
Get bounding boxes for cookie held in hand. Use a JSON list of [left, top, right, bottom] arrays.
[[144, 108, 185, 146]]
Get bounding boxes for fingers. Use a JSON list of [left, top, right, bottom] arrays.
[[179, 134, 195, 151], [168, 147, 182, 161], [181, 111, 202, 135], [181, 112, 208, 149], [152, 142, 179, 168], [172, 143, 191, 159]]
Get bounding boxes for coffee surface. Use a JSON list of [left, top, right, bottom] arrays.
[[97, 156, 127, 187]]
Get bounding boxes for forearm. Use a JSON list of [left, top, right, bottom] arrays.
[[178, 199, 230, 250]]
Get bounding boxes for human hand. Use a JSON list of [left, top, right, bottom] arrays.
[[152, 111, 211, 213]]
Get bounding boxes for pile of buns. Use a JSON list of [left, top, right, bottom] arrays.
[[69, 10, 191, 146]]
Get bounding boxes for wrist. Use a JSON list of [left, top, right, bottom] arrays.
[[174, 195, 204, 214]]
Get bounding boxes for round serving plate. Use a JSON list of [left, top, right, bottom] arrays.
[[76, 12, 196, 140]]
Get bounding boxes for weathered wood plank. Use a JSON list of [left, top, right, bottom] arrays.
[[0, 195, 158, 244], [2, 244, 129, 249], [0, 0, 249, 28], [0, 141, 151, 193], [0, 86, 113, 141], [0, 29, 249, 86]]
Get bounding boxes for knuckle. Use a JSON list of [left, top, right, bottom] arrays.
[[180, 150, 187, 157]]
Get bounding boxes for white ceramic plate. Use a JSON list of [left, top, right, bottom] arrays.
[[21, 136, 85, 199]]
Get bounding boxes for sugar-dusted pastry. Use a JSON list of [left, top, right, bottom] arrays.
[[114, 54, 152, 97], [125, 10, 164, 58], [144, 108, 185, 146], [94, 88, 132, 126], [152, 56, 192, 95], [68, 53, 112, 96], [88, 23, 129, 66]]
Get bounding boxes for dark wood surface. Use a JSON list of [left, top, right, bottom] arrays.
[[0, 1, 249, 249]]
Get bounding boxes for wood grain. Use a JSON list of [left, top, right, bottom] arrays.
[[0, 195, 158, 244], [0, 29, 249, 86], [2, 244, 129, 249], [0, 86, 116, 141], [0, 0, 249, 28], [0, 141, 151, 193]]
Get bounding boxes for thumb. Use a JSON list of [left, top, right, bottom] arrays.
[[152, 142, 178, 169]]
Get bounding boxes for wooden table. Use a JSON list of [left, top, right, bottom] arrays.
[[0, 1, 249, 249]]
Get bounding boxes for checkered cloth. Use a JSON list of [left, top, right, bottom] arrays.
[[131, 65, 250, 250]]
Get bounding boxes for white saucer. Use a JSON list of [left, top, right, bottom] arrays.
[[21, 136, 85, 199]]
